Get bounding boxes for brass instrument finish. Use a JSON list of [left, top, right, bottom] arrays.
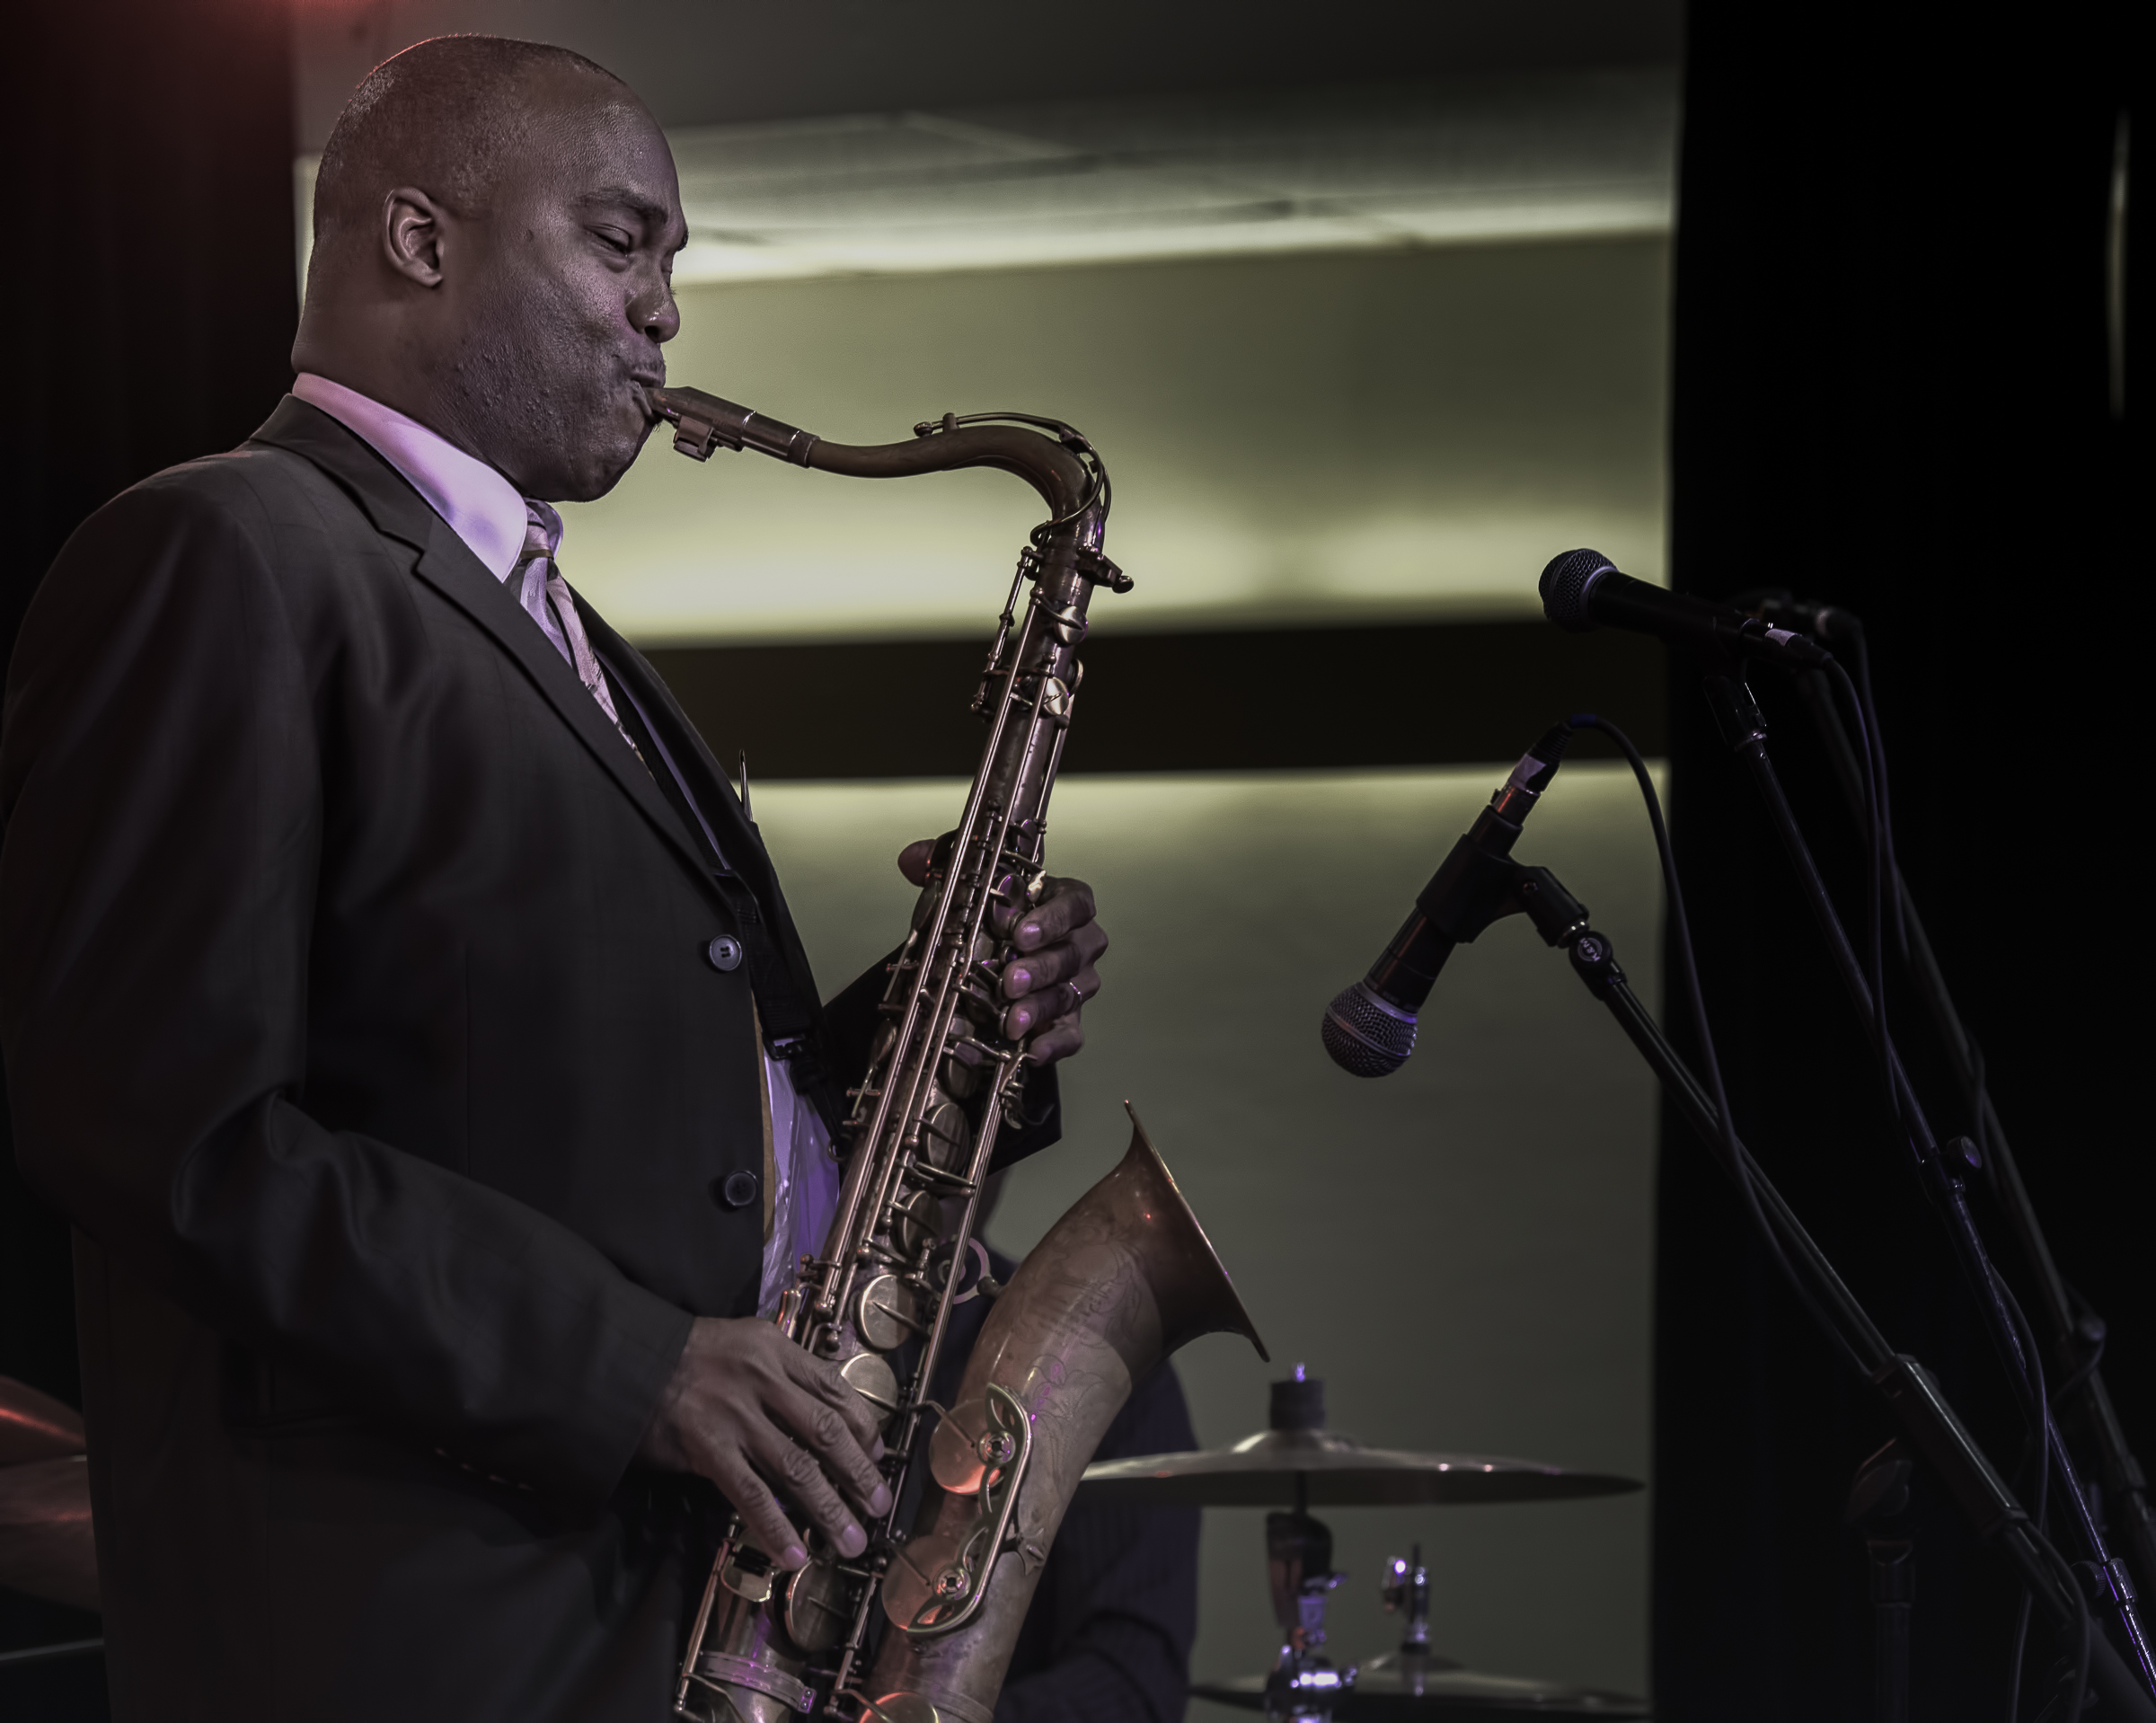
[[652, 387, 1258, 1723]]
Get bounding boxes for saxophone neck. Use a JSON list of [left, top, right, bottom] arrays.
[[651, 386, 1102, 525]]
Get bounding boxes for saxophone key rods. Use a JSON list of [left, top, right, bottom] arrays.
[[651, 386, 1265, 1723]]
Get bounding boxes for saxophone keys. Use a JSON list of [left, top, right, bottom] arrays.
[[856, 1275, 920, 1352], [920, 1100, 970, 1169], [888, 1188, 941, 1259], [880, 1529, 976, 1633], [839, 1352, 902, 1427], [719, 1545, 776, 1604], [928, 1399, 998, 1495], [781, 1557, 853, 1655]]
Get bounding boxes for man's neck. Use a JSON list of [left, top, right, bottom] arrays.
[[293, 373, 535, 580]]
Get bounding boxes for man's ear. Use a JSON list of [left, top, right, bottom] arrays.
[[381, 186, 450, 287]]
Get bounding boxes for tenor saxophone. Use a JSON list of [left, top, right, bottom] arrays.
[[652, 388, 1267, 1723]]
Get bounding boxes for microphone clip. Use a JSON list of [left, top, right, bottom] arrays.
[[1418, 845, 1592, 954]]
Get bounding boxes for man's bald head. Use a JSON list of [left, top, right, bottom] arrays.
[[310, 36, 626, 282], [293, 34, 685, 501]]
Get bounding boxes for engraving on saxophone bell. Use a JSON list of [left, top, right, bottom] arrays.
[[866, 1695, 949, 1723]]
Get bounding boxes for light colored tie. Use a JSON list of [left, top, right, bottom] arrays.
[[514, 502, 645, 767]]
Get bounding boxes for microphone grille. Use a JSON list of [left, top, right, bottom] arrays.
[[1321, 983, 1417, 1078], [1539, 548, 1617, 632]]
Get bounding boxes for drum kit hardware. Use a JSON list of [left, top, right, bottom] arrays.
[[1077, 1368, 1649, 1720], [5, 1364, 1647, 1713], [1, 1374, 100, 1616]]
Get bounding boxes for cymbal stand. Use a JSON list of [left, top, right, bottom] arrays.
[[1374, 1542, 1442, 1695], [1380, 1544, 1431, 1657], [1431, 839, 2156, 1717], [1264, 1485, 1351, 1723]]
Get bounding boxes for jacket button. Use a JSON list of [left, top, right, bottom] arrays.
[[716, 1170, 760, 1210], [706, 935, 744, 971]]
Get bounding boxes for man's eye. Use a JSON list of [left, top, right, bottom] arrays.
[[595, 229, 633, 255]]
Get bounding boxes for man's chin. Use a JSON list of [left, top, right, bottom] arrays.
[[547, 429, 654, 505]]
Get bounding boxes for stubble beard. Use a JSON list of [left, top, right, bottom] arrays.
[[439, 272, 652, 502]]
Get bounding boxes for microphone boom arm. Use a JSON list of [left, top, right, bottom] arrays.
[[1538, 882, 2156, 1719]]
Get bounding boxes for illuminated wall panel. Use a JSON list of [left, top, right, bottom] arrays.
[[563, 237, 1669, 642], [756, 764, 1660, 1700]]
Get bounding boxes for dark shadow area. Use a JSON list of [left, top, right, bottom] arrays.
[[1657, 0, 2147, 1714], [1, 0, 295, 1714], [647, 622, 1666, 781], [296, 0, 1685, 146], [0, 1596, 105, 1721]]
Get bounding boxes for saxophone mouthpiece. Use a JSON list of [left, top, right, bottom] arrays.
[[653, 385, 818, 466]]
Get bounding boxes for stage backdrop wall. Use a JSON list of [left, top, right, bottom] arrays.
[[1656, 0, 2147, 1712], [754, 766, 1663, 1701]]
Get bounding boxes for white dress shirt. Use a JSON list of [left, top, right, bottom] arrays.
[[291, 374, 838, 1314]]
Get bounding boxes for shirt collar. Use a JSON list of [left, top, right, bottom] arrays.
[[292, 374, 540, 582]]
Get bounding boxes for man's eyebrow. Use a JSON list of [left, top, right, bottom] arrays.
[[578, 186, 674, 226]]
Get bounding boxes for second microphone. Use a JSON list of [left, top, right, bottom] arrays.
[[1321, 723, 1574, 1078]]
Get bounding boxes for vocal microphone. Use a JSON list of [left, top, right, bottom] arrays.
[[1541, 548, 1833, 667], [1321, 723, 1574, 1078], [1725, 586, 1865, 645]]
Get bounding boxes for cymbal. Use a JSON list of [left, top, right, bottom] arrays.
[[1078, 1428, 1642, 1507], [0, 1454, 100, 1613], [1195, 1652, 1650, 1719], [1, 1375, 85, 1466]]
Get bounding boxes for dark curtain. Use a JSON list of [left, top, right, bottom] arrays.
[[1657, 0, 2147, 1714], [0, 0, 295, 1708]]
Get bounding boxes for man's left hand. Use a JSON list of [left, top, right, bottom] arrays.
[[897, 840, 1106, 1065]]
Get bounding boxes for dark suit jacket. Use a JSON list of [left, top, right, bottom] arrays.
[[0, 399, 1054, 1722]]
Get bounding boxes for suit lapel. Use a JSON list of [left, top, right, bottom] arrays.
[[581, 610, 759, 866], [248, 398, 723, 904], [583, 608, 830, 1008]]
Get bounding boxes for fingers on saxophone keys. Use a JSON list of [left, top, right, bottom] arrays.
[[795, 1352, 888, 1464], [1000, 940, 1074, 1002], [720, 1462, 809, 1571], [782, 1377, 891, 1520], [896, 838, 937, 887], [1004, 970, 1094, 1041], [1027, 1012, 1087, 1066], [762, 1427, 869, 1560], [1009, 878, 1099, 951]]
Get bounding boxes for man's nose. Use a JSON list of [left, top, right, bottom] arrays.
[[637, 281, 680, 343]]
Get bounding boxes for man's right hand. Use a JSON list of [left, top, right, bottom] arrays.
[[637, 1316, 891, 1569]]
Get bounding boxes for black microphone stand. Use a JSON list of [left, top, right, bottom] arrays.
[[1442, 853, 2156, 1717], [1846, 1441, 1917, 1723], [1772, 650, 2156, 1601], [1694, 664, 2156, 1692]]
